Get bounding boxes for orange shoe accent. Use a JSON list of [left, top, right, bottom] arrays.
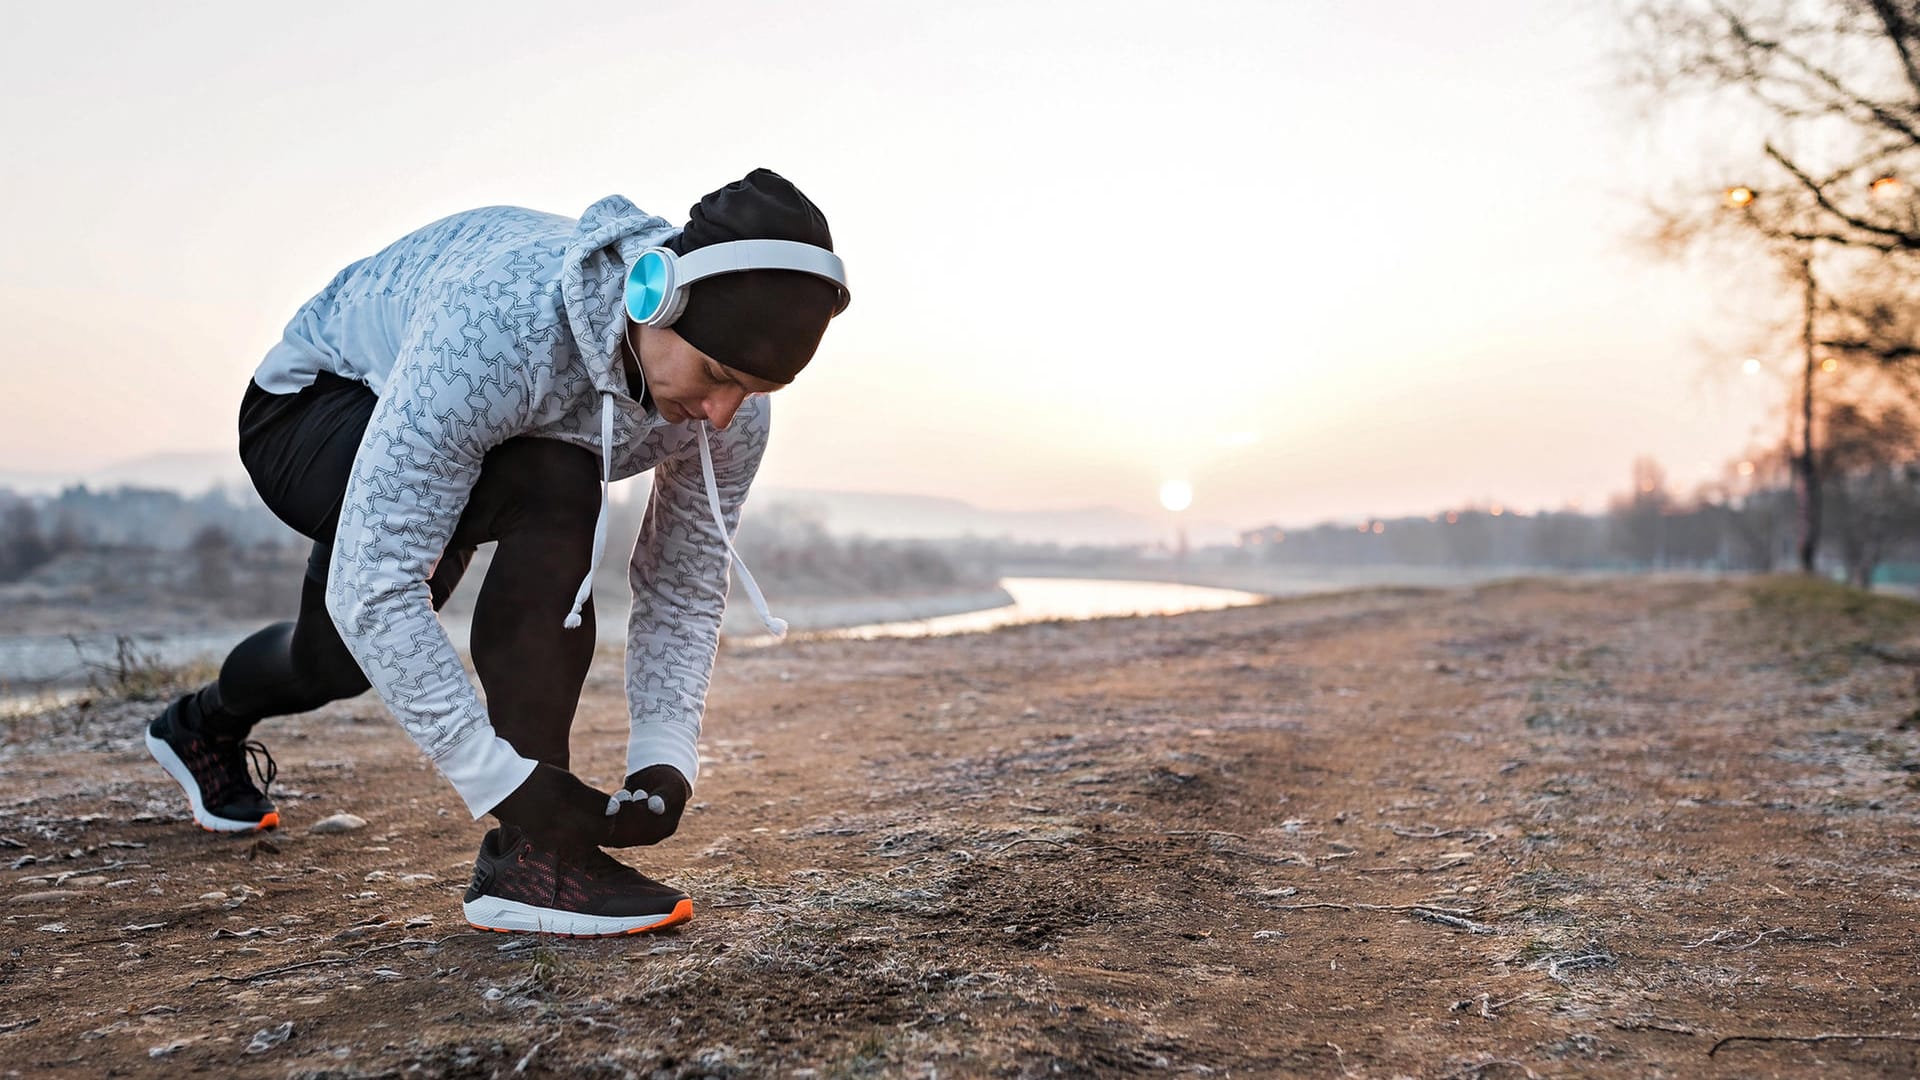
[[256, 812, 280, 831], [623, 898, 694, 934]]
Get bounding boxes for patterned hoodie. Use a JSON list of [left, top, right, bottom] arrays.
[[254, 196, 774, 817]]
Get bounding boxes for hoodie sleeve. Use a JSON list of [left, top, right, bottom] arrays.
[[324, 279, 546, 817], [623, 394, 771, 788]]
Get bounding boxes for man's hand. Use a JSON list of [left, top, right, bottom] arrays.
[[490, 762, 617, 847], [603, 764, 690, 847]]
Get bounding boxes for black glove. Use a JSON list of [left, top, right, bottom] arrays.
[[489, 762, 615, 847], [603, 764, 691, 847]]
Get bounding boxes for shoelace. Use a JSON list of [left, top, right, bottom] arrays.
[[243, 740, 278, 802], [208, 733, 277, 804]]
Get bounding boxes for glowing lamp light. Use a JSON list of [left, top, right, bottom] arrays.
[[1741, 357, 1761, 376], [1821, 358, 1838, 373], [1446, 511, 1459, 524], [1724, 185, 1756, 208], [1490, 504, 1504, 517], [1737, 460, 1755, 477], [1371, 522, 1385, 534], [1873, 176, 1904, 199], [1158, 479, 1193, 513]]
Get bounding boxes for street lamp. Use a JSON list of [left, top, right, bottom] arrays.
[[1724, 180, 1821, 572]]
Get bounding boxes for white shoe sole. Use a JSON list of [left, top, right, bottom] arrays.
[[463, 894, 693, 937], [145, 727, 278, 833]]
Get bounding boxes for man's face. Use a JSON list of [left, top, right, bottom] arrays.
[[632, 324, 785, 430]]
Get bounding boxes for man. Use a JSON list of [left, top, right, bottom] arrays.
[[142, 169, 848, 937]]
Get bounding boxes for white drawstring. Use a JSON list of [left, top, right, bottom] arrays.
[[699, 423, 788, 638], [562, 393, 615, 630], [560, 393, 785, 640]]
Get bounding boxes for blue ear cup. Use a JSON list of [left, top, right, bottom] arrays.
[[624, 249, 677, 326]]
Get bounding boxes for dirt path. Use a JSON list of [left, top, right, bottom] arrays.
[[4, 577, 1920, 1078]]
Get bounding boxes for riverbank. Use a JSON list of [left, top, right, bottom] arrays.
[[5, 576, 1920, 1076]]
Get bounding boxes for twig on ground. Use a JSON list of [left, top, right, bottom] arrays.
[[514, 1041, 542, 1074], [1415, 908, 1496, 934], [1450, 993, 1531, 1019], [1386, 825, 1497, 845], [1611, 1018, 1696, 1036], [1543, 953, 1613, 981], [989, 837, 1070, 855], [1710, 1032, 1920, 1056], [1273, 901, 1485, 924], [1326, 1042, 1361, 1079], [1685, 927, 1790, 951], [189, 936, 451, 986], [1442, 1059, 1540, 1079], [1682, 928, 1738, 949]]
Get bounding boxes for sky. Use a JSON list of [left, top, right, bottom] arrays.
[[0, 0, 1792, 532]]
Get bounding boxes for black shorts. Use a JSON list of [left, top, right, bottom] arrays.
[[238, 371, 380, 582]]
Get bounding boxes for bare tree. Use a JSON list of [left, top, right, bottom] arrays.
[[1624, 0, 1920, 572], [1821, 391, 1920, 585]]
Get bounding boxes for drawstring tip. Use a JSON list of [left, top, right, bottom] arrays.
[[762, 615, 789, 639], [562, 610, 584, 630]]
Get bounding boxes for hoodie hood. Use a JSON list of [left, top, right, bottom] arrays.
[[561, 195, 679, 400]]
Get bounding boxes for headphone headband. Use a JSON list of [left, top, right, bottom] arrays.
[[625, 239, 851, 328]]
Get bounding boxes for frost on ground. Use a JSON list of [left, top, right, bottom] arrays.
[[3, 577, 1920, 1078]]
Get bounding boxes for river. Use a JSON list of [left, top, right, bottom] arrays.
[[0, 577, 1267, 713]]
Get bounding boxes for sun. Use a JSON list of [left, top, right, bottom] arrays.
[[1159, 479, 1193, 512]]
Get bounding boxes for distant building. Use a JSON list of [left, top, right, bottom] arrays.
[[1238, 525, 1285, 548]]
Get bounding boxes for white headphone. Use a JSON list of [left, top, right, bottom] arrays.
[[624, 239, 851, 327]]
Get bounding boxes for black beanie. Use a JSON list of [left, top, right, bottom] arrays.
[[661, 168, 842, 385]]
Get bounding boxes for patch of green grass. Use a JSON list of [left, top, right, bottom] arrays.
[[1747, 575, 1920, 629]]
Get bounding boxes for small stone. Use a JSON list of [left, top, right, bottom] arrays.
[[363, 871, 390, 882], [310, 813, 368, 835], [245, 1021, 294, 1054], [63, 876, 106, 888], [199, 892, 228, 901], [14, 890, 78, 904], [399, 873, 437, 885]]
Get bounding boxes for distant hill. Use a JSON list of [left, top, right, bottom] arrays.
[[753, 487, 1235, 546], [0, 450, 246, 496]]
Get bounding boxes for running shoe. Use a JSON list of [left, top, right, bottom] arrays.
[[144, 694, 279, 833], [463, 826, 692, 937]]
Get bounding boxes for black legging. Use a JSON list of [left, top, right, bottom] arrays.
[[187, 373, 599, 769]]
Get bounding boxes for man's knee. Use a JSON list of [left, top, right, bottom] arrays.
[[289, 619, 372, 701], [467, 438, 601, 539]]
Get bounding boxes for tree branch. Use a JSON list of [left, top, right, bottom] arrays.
[[1766, 142, 1920, 249], [1865, 0, 1920, 105], [1719, 2, 1920, 146], [1710, 1031, 1920, 1056]]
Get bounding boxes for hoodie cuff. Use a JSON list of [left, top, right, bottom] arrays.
[[625, 723, 701, 794], [435, 727, 539, 819]]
